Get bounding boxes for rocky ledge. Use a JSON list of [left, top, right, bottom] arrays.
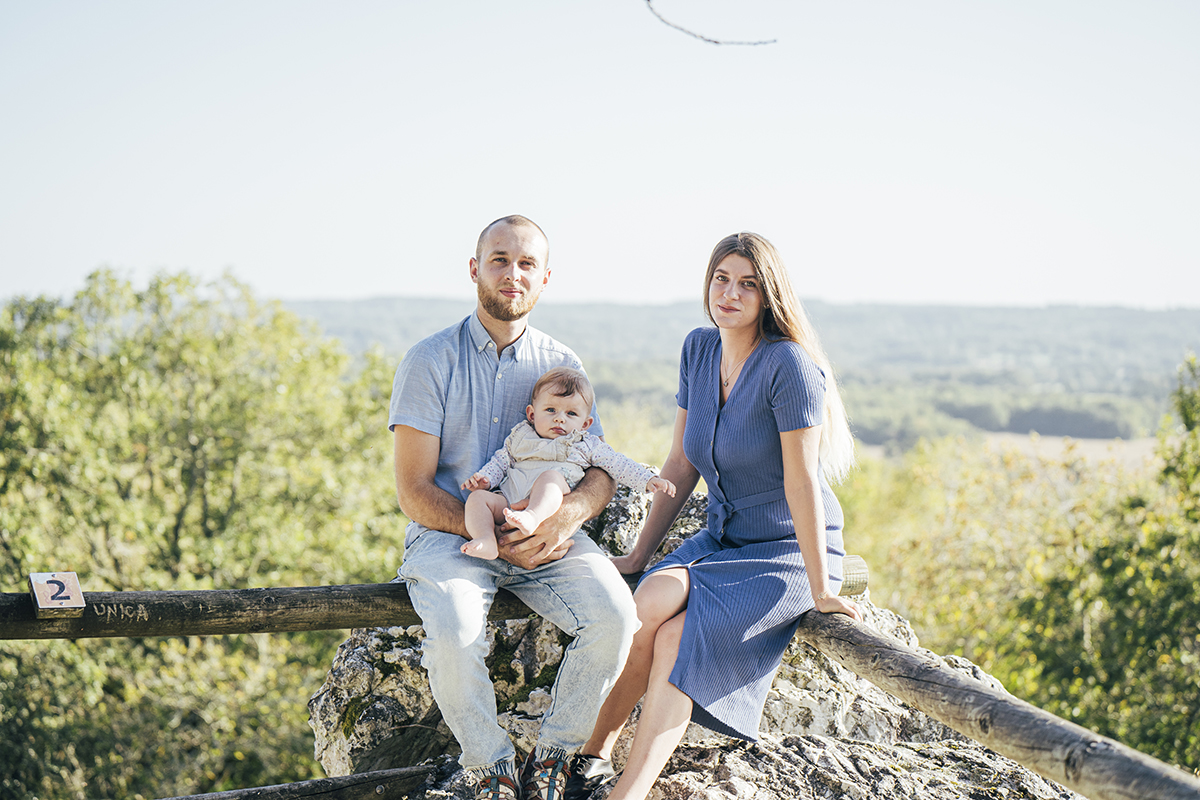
[[309, 486, 1079, 799]]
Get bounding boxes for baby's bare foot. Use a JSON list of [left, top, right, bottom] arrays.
[[461, 538, 499, 560], [503, 507, 539, 536]]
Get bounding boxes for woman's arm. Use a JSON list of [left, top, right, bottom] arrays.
[[780, 426, 863, 620], [613, 407, 702, 574]]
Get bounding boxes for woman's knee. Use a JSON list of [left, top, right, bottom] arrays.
[[652, 612, 686, 660], [633, 571, 689, 630]]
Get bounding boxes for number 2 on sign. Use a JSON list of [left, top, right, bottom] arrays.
[[28, 572, 86, 617]]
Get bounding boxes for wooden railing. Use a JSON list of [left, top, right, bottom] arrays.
[[3, 557, 1198, 800], [0, 558, 863, 640], [794, 612, 1200, 800]]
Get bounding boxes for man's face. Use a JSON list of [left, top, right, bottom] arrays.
[[470, 223, 550, 323], [526, 388, 593, 439]]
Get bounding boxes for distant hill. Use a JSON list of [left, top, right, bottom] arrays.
[[283, 297, 709, 363], [285, 297, 1200, 447]]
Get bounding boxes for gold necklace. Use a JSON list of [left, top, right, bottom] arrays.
[[721, 343, 757, 387]]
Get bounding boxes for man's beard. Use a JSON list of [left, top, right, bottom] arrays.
[[478, 282, 539, 322]]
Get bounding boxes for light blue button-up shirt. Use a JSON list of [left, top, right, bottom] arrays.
[[388, 312, 603, 534]]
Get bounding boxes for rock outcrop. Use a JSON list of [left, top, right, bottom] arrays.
[[309, 487, 1079, 799]]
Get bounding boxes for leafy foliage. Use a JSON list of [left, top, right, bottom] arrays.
[[0, 271, 400, 798], [1005, 355, 1200, 769], [839, 436, 1133, 666], [839, 354, 1200, 770]]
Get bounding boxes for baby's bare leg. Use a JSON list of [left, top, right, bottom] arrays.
[[462, 490, 505, 560], [503, 470, 571, 536]]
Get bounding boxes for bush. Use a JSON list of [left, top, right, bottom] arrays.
[[0, 271, 402, 798], [841, 354, 1200, 770]]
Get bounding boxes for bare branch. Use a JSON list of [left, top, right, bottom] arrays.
[[646, 0, 777, 46]]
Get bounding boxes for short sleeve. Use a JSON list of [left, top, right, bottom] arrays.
[[676, 349, 690, 411], [769, 342, 826, 433], [387, 344, 447, 435], [675, 328, 706, 411]]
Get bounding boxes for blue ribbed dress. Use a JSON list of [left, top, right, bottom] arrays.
[[641, 327, 846, 741]]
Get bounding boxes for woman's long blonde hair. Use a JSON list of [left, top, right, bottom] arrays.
[[703, 232, 856, 483]]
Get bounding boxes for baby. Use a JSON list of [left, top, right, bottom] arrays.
[[461, 366, 675, 559]]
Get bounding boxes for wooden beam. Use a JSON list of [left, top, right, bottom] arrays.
[[6, 559, 1193, 800], [155, 765, 434, 800], [0, 583, 532, 640], [794, 610, 1200, 800], [0, 557, 867, 640]]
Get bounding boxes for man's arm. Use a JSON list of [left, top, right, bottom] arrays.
[[394, 425, 469, 538], [498, 466, 615, 568], [395, 424, 613, 568]]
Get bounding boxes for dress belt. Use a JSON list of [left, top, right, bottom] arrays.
[[707, 486, 787, 534]]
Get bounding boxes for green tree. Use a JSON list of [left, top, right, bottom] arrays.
[[839, 434, 1134, 671], [1007, 355, 1200, 769], [839, 354, 1200, 770], [1, 271, 401, 798]]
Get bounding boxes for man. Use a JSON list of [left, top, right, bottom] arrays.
[[389, 215, 638, 800]]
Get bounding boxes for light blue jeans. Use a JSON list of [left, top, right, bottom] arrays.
[[398, 525, 638, 777]]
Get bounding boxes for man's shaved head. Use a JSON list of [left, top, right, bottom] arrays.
[[475, 215, 549, 264]]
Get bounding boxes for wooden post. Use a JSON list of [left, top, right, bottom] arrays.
[[794, 610, 1200, 800]]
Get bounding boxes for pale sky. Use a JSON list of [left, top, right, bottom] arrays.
[[1, 0, 1197, 307]]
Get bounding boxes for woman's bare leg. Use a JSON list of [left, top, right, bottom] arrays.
[[605, 611, 692, 800], [503, 470, 570, 535], [578, 567, 690, 760], [461, 490, 505, 559]]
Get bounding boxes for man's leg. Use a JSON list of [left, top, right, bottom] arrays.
[[502, 533, 639, 759], [398, 528, 517, 778]]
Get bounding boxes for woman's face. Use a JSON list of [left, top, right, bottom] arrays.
[[708, 254, 763, 335]]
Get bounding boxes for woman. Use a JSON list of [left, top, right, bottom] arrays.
[[567, 232, 862, 800]]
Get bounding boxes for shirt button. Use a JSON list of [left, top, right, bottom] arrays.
[[496, 373, 502, 380], [493, 417, 499, 423]]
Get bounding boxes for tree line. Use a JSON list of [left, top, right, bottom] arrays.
[[288, 296, 1200, 450]]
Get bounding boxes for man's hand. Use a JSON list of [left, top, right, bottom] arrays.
[[495, 467, 615, 569], [496, 497, 575, 568]]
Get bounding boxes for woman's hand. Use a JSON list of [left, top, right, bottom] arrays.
[[815, 593, 863, 622], [610, 553, 646, 575]]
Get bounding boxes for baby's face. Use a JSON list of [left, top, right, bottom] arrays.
[[526, 389, 593, 439]]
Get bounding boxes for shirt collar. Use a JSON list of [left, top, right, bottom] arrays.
[[467, 311, 530, 361]]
